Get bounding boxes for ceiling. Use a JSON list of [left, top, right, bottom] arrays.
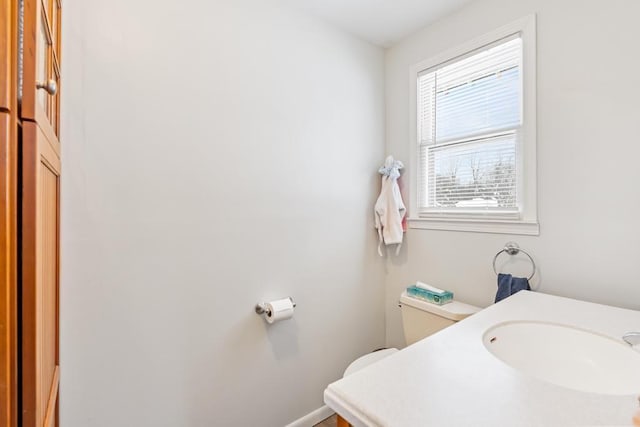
[[288, 0, 475, 47]]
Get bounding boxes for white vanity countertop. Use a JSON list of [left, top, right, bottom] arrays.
[[324, 291, 640, 427]]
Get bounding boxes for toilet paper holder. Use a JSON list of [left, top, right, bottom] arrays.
[[255, 297, 296, 316]]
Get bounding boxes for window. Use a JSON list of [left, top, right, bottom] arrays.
[[409, 16, 538, 235]]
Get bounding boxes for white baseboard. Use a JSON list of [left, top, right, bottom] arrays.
[[286, 405, 334, 427]]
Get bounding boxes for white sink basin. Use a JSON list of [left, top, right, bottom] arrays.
[[483, 321, 640, 395]]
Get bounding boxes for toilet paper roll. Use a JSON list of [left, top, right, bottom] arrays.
[[265, 298, 295, 324]]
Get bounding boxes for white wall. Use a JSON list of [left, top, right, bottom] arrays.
[[385, 0, 640, 348], [60, 1, 386, 425]]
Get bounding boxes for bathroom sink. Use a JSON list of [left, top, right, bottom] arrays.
[[483, 321, 640, 395]]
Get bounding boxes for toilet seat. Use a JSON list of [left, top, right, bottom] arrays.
[[343, 348, 398, 377]]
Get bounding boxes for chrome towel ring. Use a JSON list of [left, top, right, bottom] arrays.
[[492, 242, 536, 281]]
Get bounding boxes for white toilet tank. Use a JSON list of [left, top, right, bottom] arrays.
[[400, 291, 481, 345]]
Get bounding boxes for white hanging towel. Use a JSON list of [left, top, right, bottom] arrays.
[[374, 156, 406, 256]]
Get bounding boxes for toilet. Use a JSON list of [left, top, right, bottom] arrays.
[[398, 290, 481, 345], [337, 291, 481, 427], [342, 290, 481, 375], [336, 290, 481, 425]]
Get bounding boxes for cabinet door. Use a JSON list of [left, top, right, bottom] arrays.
[[0, 2, 19, 427], [0, 111, 18, 427], [22, 0, 61, 137], [22, 120, 60, 427], [0, 0, 13, 111]]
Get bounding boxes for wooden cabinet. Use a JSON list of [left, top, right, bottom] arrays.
[[0, 110, 18, 427], [22, 0, 62, 137], [21, 120, 61, 427], [0, 1, 19, 427], [21, 0, 62, 426], [1, 0, 62, 426]]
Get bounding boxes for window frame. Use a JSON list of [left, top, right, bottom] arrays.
[[408, 15, 538, 235]]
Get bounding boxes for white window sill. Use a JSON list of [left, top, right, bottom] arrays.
[[408, 217, 539, 235]]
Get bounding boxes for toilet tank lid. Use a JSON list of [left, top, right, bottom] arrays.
[[400, 291, 481, 321]]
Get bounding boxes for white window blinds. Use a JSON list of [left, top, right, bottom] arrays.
[[417, 36, 523, 215]]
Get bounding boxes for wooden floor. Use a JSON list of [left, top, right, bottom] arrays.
[[314, 414, 337, 427]]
